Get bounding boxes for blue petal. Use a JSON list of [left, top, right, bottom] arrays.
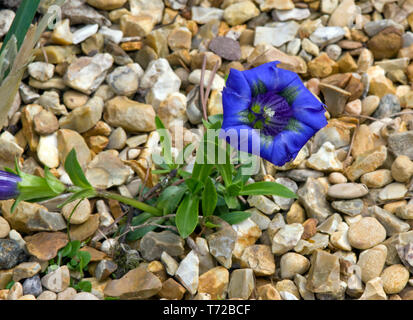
[[222, 88, 251, 127], [289, 83, 327, 130], [271, 120, 319, 165], [225, 68, 251, 99], [242, 62, 301, 94]]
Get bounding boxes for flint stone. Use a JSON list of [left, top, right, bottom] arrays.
[[139, 231, 185, 261]]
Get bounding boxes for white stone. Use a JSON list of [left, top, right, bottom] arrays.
[[188, 69, 225, 91], [306, 141, 343, 172], [37, 133, 59, 168], [28, 62, 55, 82], [272, 223, 304, 255], [247, 195, 280, 215], [286, 38, 301, 56], [274, 8, 310, 21], [254, 22, 300, 47], [72, 24, 99, 44], [161, 251, 179, 276], [99, 26, 123, 44], [175, 250, 199, 295], [191, 6, 224, 24], [0, 9, 15, 38], [96, 200, 115, 228], [140, 59, 181, 110], [309, 26, 346, 46]]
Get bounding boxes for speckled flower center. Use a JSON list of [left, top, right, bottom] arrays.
[[246, 91, 293, 136]]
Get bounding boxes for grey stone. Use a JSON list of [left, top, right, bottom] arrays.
[[297, 178, 333, 223], [139, 230, 185, 261], [372, 94, 400, 119], [209, 36, 241, 61], [26, 209, 67, 232], [282, 169, 324, 182], [388, 131, 413, 160], [0, 239, 26, 270], [363, 19, 404, 37], [331, 199, 364, 216], [95, 260, 118, 281], [61, 0, 111, 26], [22, 275, 42, 297], [206, 218, 237, 269], [272, 178, 298, 210], [327, 183, 369, 199]]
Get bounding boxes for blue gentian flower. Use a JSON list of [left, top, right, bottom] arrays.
[[220, 61, 328, 166], [0, 170, 21, 200]]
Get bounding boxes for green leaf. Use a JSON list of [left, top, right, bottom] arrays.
[[0, 0, 40, 55], [239, 181, 298, 198], [126, 212, 160, 241], [69, 240, 81, 258], [224, 194, 240, 210], [64, 149, 93, 190], [219, 211, 251, 225], [226, 182, 242, 197], [77, 251, 91, 271], [176, 194, 199, 238], [185, 178, 204, 194], [59, 242, 73, 258], [155, 116, 174, 168], [156, 185, 187, 215], [202, 178, 217, 217], [44, 166, 65, 195], [5, 280, 15, 290], [204, 221, 220, 229], [76, 281, 92, 293]]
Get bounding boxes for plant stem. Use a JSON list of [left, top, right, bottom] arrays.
[[96, 191, 162, 216]]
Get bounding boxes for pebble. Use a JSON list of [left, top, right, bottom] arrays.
[[223, 1, 260, 26], [64, 53, 114, 94], [139, 230, 185, 261], [240, 245, 275, 276], [72, 24, 99, 44], [209, 36, 241, 61], [348, 217, 386, 249], [61, 198, 91, 225], [309, 26, 346, 46], [297, 178, 333, 223], [280, 253, 310, 279], [140, 59, 181, 110], [0, 217, 10, 239], [331, 199, 364, 216], [28, 62, 55, 82], [381, 264, 409, 294], [25, 232, 68, 261], [254, 22, 299, 48], [41, 266, 70, 293], [0, 239, 26, 269], [198, 267, 229, 300], [104, 96, 156, 133], [357, 244, 387, 283], [359, 277, 387, 300], [272, 223, 304, 255], [103, 266, 162, 299], [360, 169, 393, 188], [327, 183, 369, 199], [106, 63, 142, 96], [0, 9, 15, 37], [175, 250, 199, 295], [228, 269, 255, 299], [22, 275, 42, 297]]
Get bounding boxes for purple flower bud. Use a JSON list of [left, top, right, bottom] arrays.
[[0, 170, 21, 200]]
